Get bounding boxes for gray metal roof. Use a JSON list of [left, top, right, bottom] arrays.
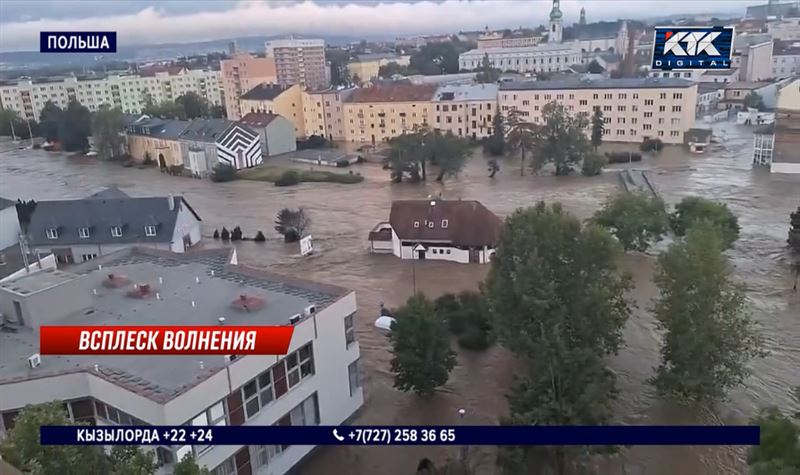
[[499, 77, 696, 91], [0, 247, 349, 404], [240, 83, 290, 101], [125, 117, 189, 141], [26, 195, 200, 247], [179, 118, 235, 143], [0, 197, 15, 211], [432, 83, 498, 102], [87, 186, 130, 199]]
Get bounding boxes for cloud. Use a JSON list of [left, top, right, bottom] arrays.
[[0, 0, 745, 52]]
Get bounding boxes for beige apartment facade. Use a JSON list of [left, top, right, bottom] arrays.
[[498, 78, 697, 144], [220, 54, 278, 120], [265, 38, 328, 90], [302, 88, 355, 140], [342, 84, 437, 143], [0, 68, 221, 121], [432, 84, 498, 139], [347, 55, 411, 82], [239, 84, 306, 138]]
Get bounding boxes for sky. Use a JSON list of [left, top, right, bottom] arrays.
[[0, 0, 755, 52]]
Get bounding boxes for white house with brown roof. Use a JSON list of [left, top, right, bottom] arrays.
[[368, 199, 503, 264]]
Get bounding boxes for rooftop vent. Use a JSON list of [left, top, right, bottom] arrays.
[[28, 353, 41, 369], [303, 304, 316, 316], [218, 317, 226, 325], [289, 314, 301, 325]]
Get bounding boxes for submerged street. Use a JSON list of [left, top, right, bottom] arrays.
[[1, 119, 798, 474]]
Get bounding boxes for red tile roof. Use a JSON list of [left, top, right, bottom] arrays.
[[347, 84, 437, 103], [388, 199, 503, 247]]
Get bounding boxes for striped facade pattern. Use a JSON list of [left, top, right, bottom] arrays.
[[217, 124, 262, 169]]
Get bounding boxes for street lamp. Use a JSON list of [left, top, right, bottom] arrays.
[[458, 408, 468, 464], [411, 243, 425, 295]]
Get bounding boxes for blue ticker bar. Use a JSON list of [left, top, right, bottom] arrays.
[[41, 425, 760, 446]]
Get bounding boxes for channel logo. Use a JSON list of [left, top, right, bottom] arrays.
[[651, 26, 733, 71], [40, 31, 117, 53]]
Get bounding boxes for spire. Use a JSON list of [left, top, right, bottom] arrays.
[[550, 0, 563, 20], [579, 7, 587, 26]]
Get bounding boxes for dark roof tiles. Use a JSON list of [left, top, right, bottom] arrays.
[[388, 199, 503, 247]]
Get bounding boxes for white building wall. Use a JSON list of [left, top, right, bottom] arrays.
[[771, 162, 800, 174], [0, 206, 20, 249], [170, 202, 202, 253], [0, 253, 57, 283]]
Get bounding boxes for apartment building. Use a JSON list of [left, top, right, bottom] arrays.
[[301, 88, 355, 140], [699, 69, 741, 84], [265, 39, 328, 90], [498, 78, 697, 144], [767, 17, 800, 41], [459, 43, 582, 75], [342, 84, 437, 144], [771, 78, 800, 174], [125, 116, 189, 168], [0, 247, 364, 475], [239, 84, 305, 138], [0, 68, 222, 121], [732, 35, 774, 81], [773, 40, 800, 77], [431, 84, 498, 139], [220, 54, 278, 120]]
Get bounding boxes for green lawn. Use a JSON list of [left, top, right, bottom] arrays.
[[238, 165, 364, 185]]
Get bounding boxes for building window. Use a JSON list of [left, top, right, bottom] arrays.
[[345, 313, 355, 347], [252, 445, 284, 471], [658, 130, 664, 137], [441, 219, 448, 228], [348, 359, 361, 397], [644, 99, 654, 106], [579, 99, 588, 106], [78, 227, 90, 239], [413, 221, 420, 228], [670, 130, 680, 137], [659, 106, 666, 112], [46, 228, 59, 239], [672, 106, 682, 112], [660, 93, 667, 99], [144, 225, 156, 237], [427, 220, 434, 228], [211, 458, 236, 475], [242, 343, 314, 420], [111, 226, 123, 237]]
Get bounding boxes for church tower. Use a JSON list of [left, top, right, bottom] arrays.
[[579, 7, 586, 26], [549, 0, 564, 43]]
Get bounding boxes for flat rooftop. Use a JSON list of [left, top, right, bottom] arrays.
[[0, 268, 80, 295], [0, 248, 348, 403]]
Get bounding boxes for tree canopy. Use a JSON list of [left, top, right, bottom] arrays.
[[531, 101, 593, 175], [651, 221, 763, 402], [175, 92, 210, 119], [389, 294, 457, 397], [388, 127, 470, 183], [409, 40, 472, 75], [744, 91, 766, 111], [475, 53, 500, 84], [592, 191, 669, 252], [0, 108, 39, 140], [274, 208, 309, 243], [591, 108, 604, 150], [484, 202, 632, 473], [505, 109, 536, 175], [91, 105, 125, 160], [670, 196, 740, 249]]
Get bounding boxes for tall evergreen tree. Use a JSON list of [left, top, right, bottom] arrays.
[[591, 108, 604, 150]]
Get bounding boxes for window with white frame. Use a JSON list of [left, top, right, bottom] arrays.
[[78, 227, 90, 238], [427, 220, 434, 229], [252, 444, 284, 470], [144, 225, 157, 237], [413, 221, 420, 228], [243, 371, 274, 420], [441, 219, 448, 228], [348, 359, 361, 396], [211, 457, 236, 475], [111, 226, 123, 237], [46, 228, 58, 239], [242, 343, 314, 420], [345, 313, 355, 347], [289, 392, 319, 426]]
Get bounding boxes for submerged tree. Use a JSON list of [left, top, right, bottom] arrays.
[[92, 105, 125, 160], [670, 196, 740, 249], [274, 208, 309, 243], [390, 294, 456, 397], [484, 202, 632, 474], [592, 191, 669, 252], [591, 108, 604, 150], [505, 109, 537, 176], [531, 102, 593, 175], [651, 221, 764, 402]]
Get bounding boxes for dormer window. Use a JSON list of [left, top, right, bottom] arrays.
[[111, 226, 123, 238], [427, 221, 434, 229], [78, 227, 90, 239], [144, 225, 157, 237], [413, 221, 420, 228], [46, 228, 59, 239], [441, 219, 449, 228]]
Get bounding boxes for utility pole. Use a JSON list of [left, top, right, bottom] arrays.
[[26, 119, 34, 147], [9, 117, 17, 141]]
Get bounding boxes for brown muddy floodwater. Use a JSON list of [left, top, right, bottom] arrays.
[[1, 119, 798, 475]]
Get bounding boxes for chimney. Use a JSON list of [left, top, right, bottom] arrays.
[[168, 193, 175, 211]]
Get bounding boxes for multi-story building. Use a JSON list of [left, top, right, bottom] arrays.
[[771, 77, 800, 174], [732, 35, 774, 81], [265, 39, 328, 90], [498, 78, 697, 144], [431, 84, 498, 139], [458, 43, 582, 75], [772, 40, 800, 77], [239, 84, 305, 138], [125, 116, 189, 168], [477, 33, 543, 49], [301, 88, 355, 140], [0, 246, 364, 475], [220, 54, 278, 120], [0, 68, 222, 121], [347, 54, 411, 82], [696, 83, 726, 115], [699, 69, 741, 84], [342, 84, 437, 144], [767, 17, 800, 40], [649, 69, 704, 82]]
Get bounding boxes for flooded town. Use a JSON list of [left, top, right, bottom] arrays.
[[1, 1, 799, 474]]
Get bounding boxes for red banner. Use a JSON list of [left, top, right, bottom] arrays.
[[40, 326, 294, 355]]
